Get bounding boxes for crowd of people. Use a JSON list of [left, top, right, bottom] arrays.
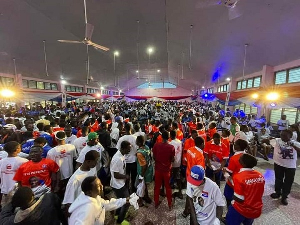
[[0, 100, 299, 225]]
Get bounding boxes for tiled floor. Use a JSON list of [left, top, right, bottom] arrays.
[[105, 158, 300, 225]]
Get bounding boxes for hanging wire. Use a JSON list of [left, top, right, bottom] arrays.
[[189, 25, 193, 70], [136, 20, 140, 79], [181, 52, 184, 79], [13, 58, 17, 75], [83, 0, 88, 24], [242, 44, 249, 80], [43, 40, 49, 76], [86, 45, 90, 84], [165, 0, 169, 80]]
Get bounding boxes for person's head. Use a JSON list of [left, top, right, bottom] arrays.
[[29, 176, 40, 188], [64, 125, 72, 137], [161, 131, 170, 141], [120, 140, 131, 155], [196, 123, 204, 130], [37, 122, 44, 132], [23, 131, 34, 141], [221, 129, 230, 138], [239, 125, 247, 132], [170, 130, 176, 140], [81, 176, 103, 198], [230, 116, 237, 125], [239, 153, 257, 168], [81, 126, 89, 137], [208, 122, 216, 129], [124, 123, 132, 134], [171, 122, 178, 130], [187, 165, 205, 186], [44, 125, 53, 134], [4, 141, 21, 156], [212, 133, 221, 145], [29, 146, 43, 162], [11, 187, 35, 210], [55, 131, 66, 144], [34, 137, 47, 147], [87, 132, 99, 146], [83, 150, 100, 169], [191, 130, 198, 139], [290, 124, 299, 132], [133, 123, 141, 133], [25, 123, 34, 132], [261, 128, 266, 135], [194, 136, 205, 150], [280, 129, 293, 142], [136, 135, 145, 147], [281, 115, 287, 120], [233, 139, 248, 152], [100, 122, 108, 130]]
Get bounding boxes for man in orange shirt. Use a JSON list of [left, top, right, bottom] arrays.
[[187, 116, 197, 134], [196, 123, 206, 142], [204, 133, 229, 187], [172, 122, 183, 141], [182, 136, 205, 218], [182, 130, 198, 167], [207, 122, 217, 141]]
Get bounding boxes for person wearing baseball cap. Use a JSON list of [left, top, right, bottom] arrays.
[[186, 165, 226, 225]]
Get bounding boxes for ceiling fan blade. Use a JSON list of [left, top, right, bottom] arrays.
[[88, 41, 110, 51], [228, 5, 242, 20], [196, 0, 222, 9], [57, 40, 82, 44], [85, 23, 94, 40]]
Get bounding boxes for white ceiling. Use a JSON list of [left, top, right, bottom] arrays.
[[1, 0, 300, 91]]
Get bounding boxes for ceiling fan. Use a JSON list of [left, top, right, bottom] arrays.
[[58, 0, 109, 84], [196, 0, 242, 20]]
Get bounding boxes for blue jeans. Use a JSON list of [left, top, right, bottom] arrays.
[[226, 205, 254, 225]]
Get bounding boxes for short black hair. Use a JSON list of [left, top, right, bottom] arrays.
[[172, 122, 178, 129], [222, 129, 231, 137], [4, 141, 20, 154], [212, 133, 221, 139], [282, 129, 293, 138], [44, 125, 52, 132], [37, 123, 44, 131], [81, 176, 97, 194], [194, 136, 204, 146], [124, 123, 131, 131], [81, 126, 89, 134], [162, 131, 169, 140], [11, 187, 34, 208], [235, 139, 248, 151], [136, 135, 145, 145], [84, 150, 100, 161], [34, 137, 47, 145], [240, 153, 257, 168], [133, 123, 141, 132], [56, 131, 66, 140], [191, 130, 198, 135], [120, 140, 131, 150], [170, 130, 176, 139]]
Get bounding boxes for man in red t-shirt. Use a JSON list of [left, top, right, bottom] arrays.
[[226, 153, 265, 225], [14, 146, 60, 191], [182, 130, 198, 166], [223, 139, 248, 208], [172, 122, 183, 141], [153, 131, 175, 210], [204, 133, 229, 186]]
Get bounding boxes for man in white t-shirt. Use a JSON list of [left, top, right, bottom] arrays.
[[73, 126, 89, 155], [186, 165, 225, 225], [116, 123, 138, 193], [271, 130, 300, 205], [110, 140, 131, 225], [277, 115, 289, 131], [169, 130, 183, 199], [62, 150, 99, 209], [47, 131, 76, 182], [76, 132, 104, 171], [65, 125, 77, 144], [0, 141, 28, 207]]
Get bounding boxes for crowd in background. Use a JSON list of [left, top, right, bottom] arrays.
[[0, 100, 299, 225]]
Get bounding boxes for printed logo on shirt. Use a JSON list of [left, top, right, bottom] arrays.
[[201, 191, 208, 198], [245, 176, 265, 185], [60, 149, 66, 154], [42, 164, 47, 169], [278, 141, 294, 159], [6, 164, 12, 170]]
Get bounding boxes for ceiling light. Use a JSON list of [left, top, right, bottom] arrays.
[[202, 86, 205, 89], [157, 69, 160, 72], [251, 93, 259, 99], [226, 77, 231, 81], [114, 51, 119, 56], [266, 92, 279, 101], [96, 93, 101, 97], [0, 89, 15, 98], [61, 80, 67, 85], [270, 103, 276, 107], [147, 47, 153, 54], [100, 86, 104, 90], [136, 70, 139, 73]]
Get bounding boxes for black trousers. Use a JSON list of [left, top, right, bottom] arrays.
[[274, 163, 296, 198], [113, 185, 130, 224], [126, 162, 137, 193]]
